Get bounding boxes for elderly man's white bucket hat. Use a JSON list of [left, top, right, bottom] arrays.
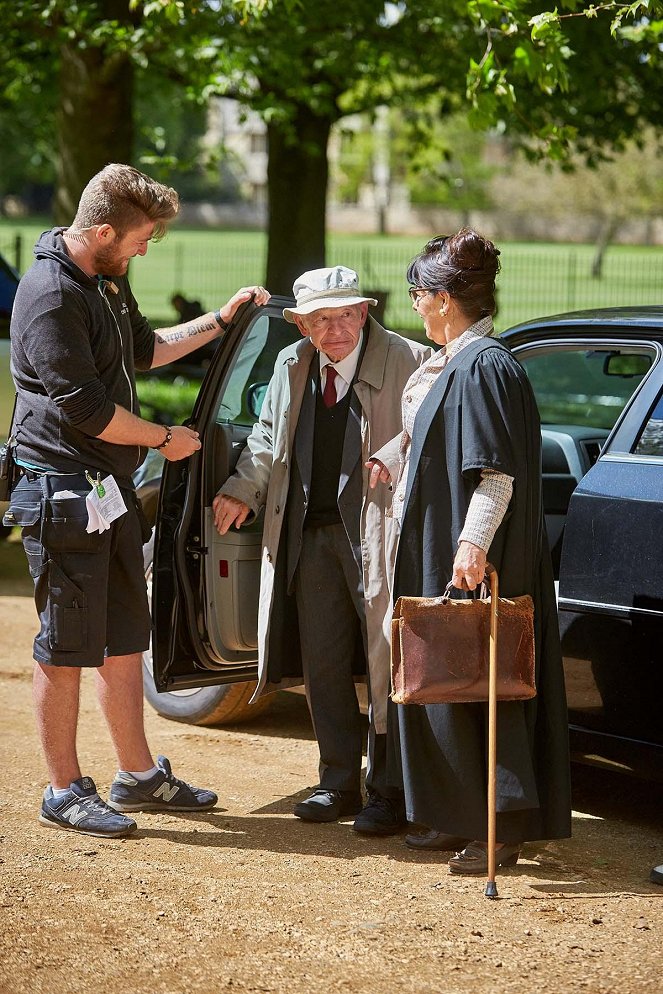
[[283, 266, 378, 323]]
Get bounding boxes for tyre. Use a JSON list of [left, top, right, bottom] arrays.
[[142, 534, 269, 726], [142, 661, 269, 725]]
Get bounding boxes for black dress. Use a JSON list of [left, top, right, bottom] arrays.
[[391, 337, 572, 844]]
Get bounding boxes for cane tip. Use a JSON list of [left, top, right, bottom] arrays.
[[484, 881, 498, 899]]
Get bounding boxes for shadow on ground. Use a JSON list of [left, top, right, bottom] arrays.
[[0, 533, 32, 596]]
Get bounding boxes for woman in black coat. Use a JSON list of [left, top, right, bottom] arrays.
[[369, 229, 571, 874]]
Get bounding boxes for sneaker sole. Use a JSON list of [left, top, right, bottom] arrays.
[[38, 813, 137, 838], [107, 799, 217, 813]]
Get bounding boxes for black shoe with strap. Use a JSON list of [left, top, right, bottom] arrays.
[[294, 788, 363, 823], [352, 791, 406, 836]]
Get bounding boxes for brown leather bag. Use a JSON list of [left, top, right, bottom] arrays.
[[391, 571, 536, 705]]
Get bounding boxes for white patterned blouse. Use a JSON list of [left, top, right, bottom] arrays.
[[392, 315, 513, 552]]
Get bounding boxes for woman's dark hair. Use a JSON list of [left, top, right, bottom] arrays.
[[406, 228, 501, 320]]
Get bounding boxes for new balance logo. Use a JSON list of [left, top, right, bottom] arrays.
[[62, 804, 87, 827], [153, 782, 179, 802]]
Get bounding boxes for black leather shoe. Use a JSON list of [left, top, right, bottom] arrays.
[[405, 828, 468, 851], [352, 792, 406, 835], [448, 841, 521, 875], [294, 789, 363, 823]]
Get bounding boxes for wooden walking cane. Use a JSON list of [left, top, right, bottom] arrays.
[[485, 564, 499, 899]]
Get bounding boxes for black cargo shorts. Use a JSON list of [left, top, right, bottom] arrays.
[[4, 472, 152, 667]]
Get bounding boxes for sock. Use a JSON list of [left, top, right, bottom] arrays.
[[51, 786, 71, 798], [121, 766, 158, 781]]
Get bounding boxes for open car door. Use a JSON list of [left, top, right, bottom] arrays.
[[149, 295, 300, 724]]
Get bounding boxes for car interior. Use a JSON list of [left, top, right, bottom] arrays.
[[516, 343, 655, 577]]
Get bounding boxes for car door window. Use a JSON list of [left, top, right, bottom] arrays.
[[519, 346, 653, 431], [215, 312, 298, 425], [516, 342, 656, 577], [634, 390, 663, 457]]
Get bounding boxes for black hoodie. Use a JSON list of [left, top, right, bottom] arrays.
[[10, 228, 155, 482]]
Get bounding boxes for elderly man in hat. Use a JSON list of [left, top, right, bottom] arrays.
[[213, 266, 431, 834]]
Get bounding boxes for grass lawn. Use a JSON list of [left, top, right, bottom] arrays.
[[1, 220, 661, 335]]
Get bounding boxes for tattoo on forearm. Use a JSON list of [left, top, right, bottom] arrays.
[[160, 317, 218, 345]]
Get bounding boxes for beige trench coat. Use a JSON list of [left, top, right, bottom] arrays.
[[219, 318, 431, 733]]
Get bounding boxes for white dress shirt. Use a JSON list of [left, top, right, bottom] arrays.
[[318, 331, 364, 403]]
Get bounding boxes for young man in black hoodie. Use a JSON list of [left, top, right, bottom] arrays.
[[5, 163, 270, 838]]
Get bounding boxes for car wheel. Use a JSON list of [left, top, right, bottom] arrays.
[[142, 534, 269, 726]]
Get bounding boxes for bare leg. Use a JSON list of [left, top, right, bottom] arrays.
[[33, 662, 82, 789], [95, 652, 153, 773]]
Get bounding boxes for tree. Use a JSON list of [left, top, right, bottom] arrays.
[[189, 0, 663, 289], [1, 1, 140, 219], [333, 109, 497, 211], [2, 1, 663, 291], [492, 127, 663, 273]]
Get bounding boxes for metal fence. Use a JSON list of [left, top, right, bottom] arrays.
[[331, 242, 663, 333], [2, 231, 662, 334]]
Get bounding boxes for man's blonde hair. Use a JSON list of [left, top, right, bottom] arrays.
[[73, 163, 179, 241]]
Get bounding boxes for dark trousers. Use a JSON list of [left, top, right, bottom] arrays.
[[294, 522, 389, 796]]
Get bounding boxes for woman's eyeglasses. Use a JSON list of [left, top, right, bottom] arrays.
[[408, 286, 433, 303]]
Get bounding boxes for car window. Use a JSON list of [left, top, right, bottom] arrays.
[[215, 312, 300, 425], [518, 345, 654, 430], [634, 389, 663, 457]]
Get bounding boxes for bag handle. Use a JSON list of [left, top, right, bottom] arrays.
[[441, 568, 494, 603]]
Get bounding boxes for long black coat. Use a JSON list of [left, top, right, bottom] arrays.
[[391, 337, 572, 843]]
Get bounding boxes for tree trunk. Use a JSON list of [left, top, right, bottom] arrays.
[[591, 216, 619, 279], [265, 110, 332, 294], [55, 45, 134, 224]]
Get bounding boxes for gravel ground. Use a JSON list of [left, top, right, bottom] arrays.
[[1, 577, 662, 994]]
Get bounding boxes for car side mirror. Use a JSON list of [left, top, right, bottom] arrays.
[[603, 353, 651, 377], [246, 382, 268, 420]]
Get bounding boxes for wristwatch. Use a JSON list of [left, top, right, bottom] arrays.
[[213, 309, 229, 331], [154, 427, 173, 450]]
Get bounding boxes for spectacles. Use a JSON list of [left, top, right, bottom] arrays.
[[408, 286, 433, 303]]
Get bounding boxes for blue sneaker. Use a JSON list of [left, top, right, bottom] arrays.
[[108, 755, 217, 812], [39, 776, 137, 838]]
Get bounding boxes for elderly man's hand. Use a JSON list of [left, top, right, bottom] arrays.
[[365, 458, 392, 489], [212, 493, 250, 535]]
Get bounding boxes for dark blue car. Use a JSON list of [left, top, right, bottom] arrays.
[[144, 301, 663, 780], [0, 251, 19, 444]]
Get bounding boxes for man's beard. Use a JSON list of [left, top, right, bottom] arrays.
[[92, 244, 128, 277]]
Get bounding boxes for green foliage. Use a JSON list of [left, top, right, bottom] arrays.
[[392, 112, 495, 209], [135, 371, 201, 424], [334, 130, 375, 204], [2, 0, 663, 284]]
